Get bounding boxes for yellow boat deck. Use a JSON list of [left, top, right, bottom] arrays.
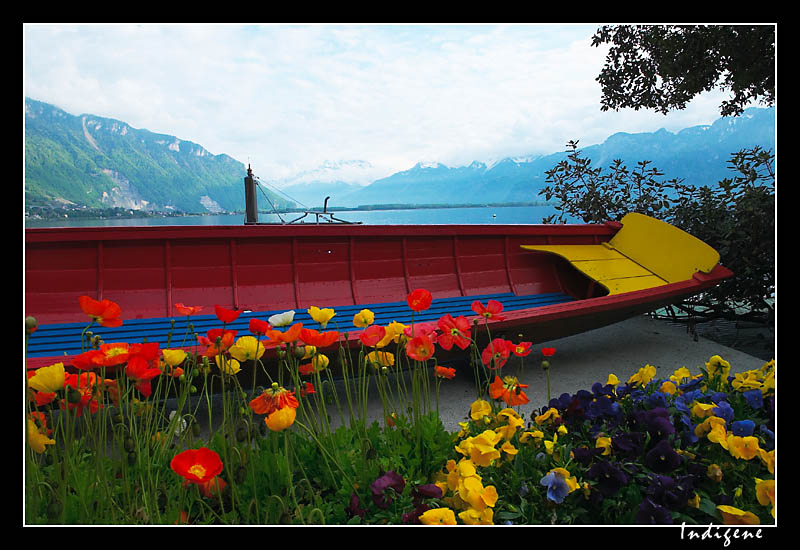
[[521, 213, 721, 296]]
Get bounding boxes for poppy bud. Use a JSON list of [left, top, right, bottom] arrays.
[[235, 465, 248, 484], [294, 346, 306, 359], [127, 451, 137, 465], [123, 437, 136, 453], [25, 316, 38, 334], [67, 387, 82, 404], [541, 360, 550, 370], [191, 422, 202, 437]]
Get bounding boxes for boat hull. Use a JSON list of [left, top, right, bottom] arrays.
[[24, 221, 732, 371]]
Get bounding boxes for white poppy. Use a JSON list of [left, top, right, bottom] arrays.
[[268, 310, 296, 327]]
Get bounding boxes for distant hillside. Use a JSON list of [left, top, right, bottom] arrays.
[[335, 106, 775, 207], [24, 98, 291, 213]]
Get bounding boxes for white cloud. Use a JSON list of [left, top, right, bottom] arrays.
[[23, 23, 749, 186]]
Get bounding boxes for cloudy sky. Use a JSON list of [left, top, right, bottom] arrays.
[[23, 23, 747, 186]]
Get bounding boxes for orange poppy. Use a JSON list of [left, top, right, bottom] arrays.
[[435, 365, 456, 379], [489, 375, 530, 406], [249, 383, 299, 416], [62, 372, 103, 416], [300, 327, 340, 348], [175, 303, 204, 316], [407, 288, 433, 312], [93, 342, 131, 367], [198, 329, 238, 357], [481, 338, 512, 370], [79, 295, 123, 328], [264, 322, 303, 347], [170, 447, 224, 485]]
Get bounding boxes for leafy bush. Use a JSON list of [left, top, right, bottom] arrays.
[[539, 143, 774, 323]]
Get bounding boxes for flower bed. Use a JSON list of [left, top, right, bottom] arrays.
[[24, 292, 775, 525]]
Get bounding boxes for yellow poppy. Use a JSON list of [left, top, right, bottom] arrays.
[[308, 306, 336, 329], [229, 335, 265, 362], [215, 355, 241, 375], [717, 505, 760, 525], [265, 405, 296, 432], [28, 362, 66, 394], [353, 309, 375, 328]]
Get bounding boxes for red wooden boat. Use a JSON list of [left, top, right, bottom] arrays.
[[24, 205, 732, 371]]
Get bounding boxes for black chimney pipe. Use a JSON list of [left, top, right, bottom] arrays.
[[244, 164, 258, 225]]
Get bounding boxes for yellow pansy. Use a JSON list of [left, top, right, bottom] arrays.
[[534, 408, 561, 426], [727, 435, 762, 461], [691, 401, 717, 419], [605, 373, 619, 387], [419, 507, 458, 525], [670, 366, 693, 385], [627, 364, 657, 387], [519, 430, 544, 444], [754, 478, 775, 518], [717, 505, 760, 525], [458, 507, 494, 525], [308, 306, 336, 328], [28, 362, 66, 394], [705, 355, 731, 379], [595, 436, 612, 456], [469, 399, 492, 421], [659, 380, 678, 395], [352, 309, 375, 328], [758, 448, 774, 474]]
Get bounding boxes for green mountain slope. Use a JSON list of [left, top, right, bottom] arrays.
[[24, 98, 290, 213]]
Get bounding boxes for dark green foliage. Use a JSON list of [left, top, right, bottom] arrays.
[[592, 25, 775, 117]]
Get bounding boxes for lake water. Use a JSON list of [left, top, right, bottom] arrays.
[[25, 204, 571, 228]]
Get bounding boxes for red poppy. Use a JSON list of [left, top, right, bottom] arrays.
[[71, 349, 105, 371], [434, 365, 456, 379], [471, 299, 506, 322], [79, 295, 123, 328], [62, 372, 103, 416], [507, 341, 533, 357], [541, 347, 556, 357], [359, 324, 386, 347], [406, 335, 435, 362], [196, 476, 227, 499], [489, 375, 530, 406], [436, 314, 472, 351], [170, 447, 224, 485], [299, 381, 315, 397], [300, 328, 340, 348], [214, 305, 242, 324], [125, 342, 163, 397], [404, 322, 437, 339], [407, 288, 433, 312], [481, 338, 512, 370], [249, 318, 272, 336], [175, 303, 204, 316]]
